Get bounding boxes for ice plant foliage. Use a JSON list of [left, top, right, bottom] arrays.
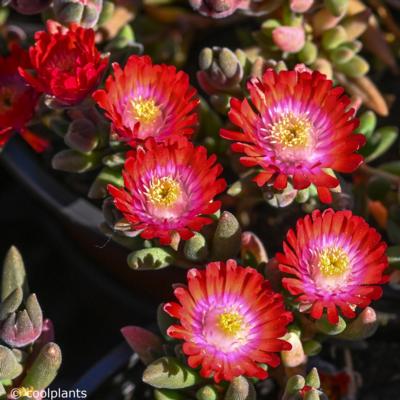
[[164, 260, 292, 382], [277, 209, 388, 324], [108, 139, 226, 244], [19, 21, 108, 106], [189, 0, 250, 19], [0, 45, 46, 151], [221, 67, 365, 203], [93, 55, 199, 145]]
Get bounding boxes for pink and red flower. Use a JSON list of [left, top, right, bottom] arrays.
[[164, 260, 292, 382], [19, 21, 108, 106], [108, 139, 226, 245], [221, 67, 365, 203], [0, 44, 46, 151], [93, 55, 199, 145], [277, 209, 388, 325]]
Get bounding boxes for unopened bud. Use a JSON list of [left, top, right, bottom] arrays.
[[272, 26, 305, 53]]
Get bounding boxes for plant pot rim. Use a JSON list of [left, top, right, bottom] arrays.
[[71, 341, 137, 399], [1, 136, 103, 232]]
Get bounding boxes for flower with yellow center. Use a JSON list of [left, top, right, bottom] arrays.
[[130, 97, 161, 125], [218, 311, 244, 336], [146, 176, 181, 207], [269, 112, 312, 148], [318, 247, 349, 277]]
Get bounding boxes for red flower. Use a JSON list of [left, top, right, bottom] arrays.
[[221, 67, 365, 204], [108, 139, 226, 244], [93, 55, 199, 145], [277, 209, 388, 324], [0, 45, 46, 151], [19, 21, 108, 106], [164, 260, 292, 382]]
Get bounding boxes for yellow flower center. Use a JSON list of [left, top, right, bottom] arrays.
[[146, 176, 181, 207], [130, 97, 161, 125], [218, 311, 244, 336], [318, 247, 349, 277], [270, 112, 312, 148]]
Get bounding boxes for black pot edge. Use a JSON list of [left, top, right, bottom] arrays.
[[70, 341, 136, 399], [1, 136, 103, 231], [1, 135, 160, 310]]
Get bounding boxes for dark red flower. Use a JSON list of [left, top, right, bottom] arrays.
[[0, 45, 45, 151], [19, 21, 108, 106]]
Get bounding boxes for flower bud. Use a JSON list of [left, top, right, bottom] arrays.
[[53, 0, 103, 28], [10, 0, 51, 14], [272, 26, 305, 53], [290, 0, 313, 13], [197, 47, 244, 94]]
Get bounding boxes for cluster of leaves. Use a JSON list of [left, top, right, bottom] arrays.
[[0, 247, 61, 398]]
